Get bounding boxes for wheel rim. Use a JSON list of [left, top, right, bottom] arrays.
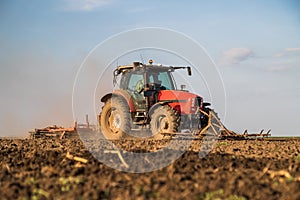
[[109, 110, 122, 134], [157, 115, 168, 132]]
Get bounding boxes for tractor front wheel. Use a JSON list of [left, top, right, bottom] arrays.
[[150, 105, 180, 139], [100, 97, 131, 140]]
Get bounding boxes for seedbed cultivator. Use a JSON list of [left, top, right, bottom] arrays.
[[198, 110, 271, 139]]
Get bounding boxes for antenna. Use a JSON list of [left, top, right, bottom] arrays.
[[140, 53, 144, 64]]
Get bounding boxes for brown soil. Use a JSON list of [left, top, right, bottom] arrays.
[[1, 136, 300, 200]]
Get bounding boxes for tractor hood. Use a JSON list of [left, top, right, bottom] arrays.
[[158, 90, 201, 102], [157, 90, 203, 114]]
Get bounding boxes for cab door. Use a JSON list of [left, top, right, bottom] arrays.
[[126, 72, 146, 110]]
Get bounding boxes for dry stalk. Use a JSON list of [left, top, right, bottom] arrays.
[[66, 152, 88, 164], [267, 170, 292, 179], [104, 150, 129, 168]]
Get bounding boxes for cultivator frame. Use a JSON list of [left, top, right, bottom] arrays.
[[29, 125, 77, 139], [198, 110, 271, 139]]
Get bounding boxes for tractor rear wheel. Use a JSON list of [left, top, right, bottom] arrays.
[[100, 97, 131, 140], [150, 105, 180, 139]]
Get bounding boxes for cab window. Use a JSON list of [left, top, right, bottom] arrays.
[[148, 72, 174, 90], [128, 74, 143, 91]]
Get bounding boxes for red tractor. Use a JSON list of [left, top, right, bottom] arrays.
[[99, 60, 211, 139]]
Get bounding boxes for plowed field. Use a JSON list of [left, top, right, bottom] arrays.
[[1, 136, 300, 199]]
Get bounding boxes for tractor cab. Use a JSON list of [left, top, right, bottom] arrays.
[[114, 61, 191, 111]]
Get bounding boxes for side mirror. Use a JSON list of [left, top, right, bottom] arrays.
[[187, 67, 192, 76]]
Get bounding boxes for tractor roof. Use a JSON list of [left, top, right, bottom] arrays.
[[113, 61, 192, 76]]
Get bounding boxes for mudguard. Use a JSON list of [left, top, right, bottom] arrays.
[[100, 90, 136, 112]]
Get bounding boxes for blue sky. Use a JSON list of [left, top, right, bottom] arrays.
[[0, 0, 299, 136]]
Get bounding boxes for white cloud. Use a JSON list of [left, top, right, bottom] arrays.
[[62, 0, 112, 11], [219, 48, 254, 66], [273, 47, 300, 57], [285, 47, 300, 52], [273, 52, 284, 58], [264, 64, 293, 72], [127, 7, 154, 13]]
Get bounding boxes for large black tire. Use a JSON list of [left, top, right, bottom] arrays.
[[150, 105, 180, 139], [100, 97, 131, 140], [200, 107, 211, 128], [201, 108, 220, 129]]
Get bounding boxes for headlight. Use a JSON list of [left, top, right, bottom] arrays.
[[191, 98, 195, 106], [190, 97, 196, 112]]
